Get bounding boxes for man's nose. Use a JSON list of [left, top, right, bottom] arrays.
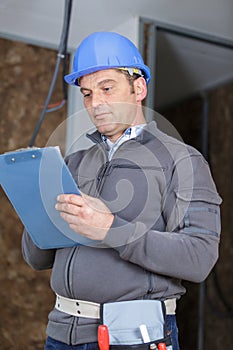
[[91, 91, 104, 108]]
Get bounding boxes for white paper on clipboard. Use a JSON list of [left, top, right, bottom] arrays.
[[0, 146, 98, 249]]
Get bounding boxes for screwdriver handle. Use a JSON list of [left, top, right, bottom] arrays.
[[98, 325, 110, 350]]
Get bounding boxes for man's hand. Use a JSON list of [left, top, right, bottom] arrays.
[[55, 193, 114, 241]]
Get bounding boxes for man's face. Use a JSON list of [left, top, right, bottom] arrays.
[[79, 69, 140, 142]]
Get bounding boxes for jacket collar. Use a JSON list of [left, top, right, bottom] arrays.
[[86, 121, 158, 145]]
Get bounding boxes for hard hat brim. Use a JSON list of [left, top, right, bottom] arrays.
[[64, 65, 151, 86]]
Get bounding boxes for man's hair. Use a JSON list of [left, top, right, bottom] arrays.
[[115, 69, 143, 94]]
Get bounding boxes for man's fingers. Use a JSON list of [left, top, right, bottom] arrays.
[[60, 211, 79, 225], [57, 193, 83, 206], [55, 201, 81, 215]]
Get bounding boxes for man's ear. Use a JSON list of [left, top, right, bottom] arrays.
[[134, 77, 147, 102]]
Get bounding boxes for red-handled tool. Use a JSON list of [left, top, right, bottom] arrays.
[[157, 343, 167, 350], [98, 325, 110, 350]]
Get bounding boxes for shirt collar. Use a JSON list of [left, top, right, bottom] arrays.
[[101, 124, 146, 160], [101, 124, 146, 144]]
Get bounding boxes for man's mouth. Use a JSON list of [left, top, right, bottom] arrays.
[[94, 112, 111, 119]]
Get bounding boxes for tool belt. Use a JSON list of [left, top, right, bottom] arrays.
[[100, 300, 173, 349], [55, 295, 175, 349], [55, 294, 176, 318]]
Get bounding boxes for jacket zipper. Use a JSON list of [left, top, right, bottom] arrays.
[[96, 161, 110, 195], [111, 164, 167, 171], [65, 247, 79, 344], [96, 162, 166, 197], [144, 271, 153, 299]]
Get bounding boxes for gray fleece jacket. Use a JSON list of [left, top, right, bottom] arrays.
[[22, 121, 222, 345]]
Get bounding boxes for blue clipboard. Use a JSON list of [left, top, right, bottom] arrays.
[[0, 146, 97, 249]]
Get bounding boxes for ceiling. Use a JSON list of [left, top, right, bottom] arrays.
[[0, 0, 233, 109], [0, 0, 233, 50]]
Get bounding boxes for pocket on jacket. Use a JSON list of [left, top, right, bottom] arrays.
[[174, 188, 222, 237]]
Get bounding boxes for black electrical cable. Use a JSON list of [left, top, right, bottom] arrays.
[[61, 0, 73, 101], [28, 0, 73, 147], [45, 100, 66, 113]]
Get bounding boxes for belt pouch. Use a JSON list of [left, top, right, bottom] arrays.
[[100, 300, 172, 349]]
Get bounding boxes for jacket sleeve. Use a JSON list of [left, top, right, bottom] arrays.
[[22, 229, 56, 270], [103, 153, 222, 283]]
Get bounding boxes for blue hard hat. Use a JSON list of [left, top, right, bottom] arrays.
[[64, 31, 151, 85]]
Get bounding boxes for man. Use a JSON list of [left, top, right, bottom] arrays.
[[22, 32, 222, 350]]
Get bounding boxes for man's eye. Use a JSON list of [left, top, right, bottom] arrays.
[[84, 93, 91, 98], [104, 86, 112, 92]]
